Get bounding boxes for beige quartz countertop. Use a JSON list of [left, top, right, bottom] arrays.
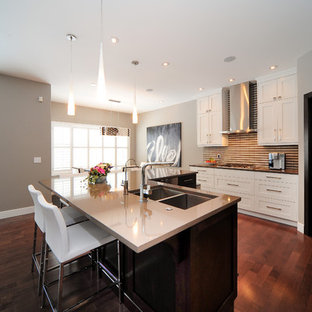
[[40, 169, 240, 253], [190, 163, 298, 175]]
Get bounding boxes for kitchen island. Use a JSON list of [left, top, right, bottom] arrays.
[[40, 168, 240, 312]]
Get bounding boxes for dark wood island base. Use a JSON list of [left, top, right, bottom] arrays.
[[118, 203, 237, 312]]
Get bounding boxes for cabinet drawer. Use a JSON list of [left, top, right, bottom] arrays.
[[199, 183, 215, 192], [237, 196, 254, 211], [215, 169, 254, 180], [215, 177, 254, 195], [178, 174, 196, 188], [254, 197, 297, 221], [255, 171, 297, 184], [197, 175, 214, 188], [255, 180, 297, 201]]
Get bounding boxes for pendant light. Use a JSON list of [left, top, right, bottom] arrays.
[[66, 34, 77, 116], [132, 60, 139, 124], [97, 0, 106, 102]]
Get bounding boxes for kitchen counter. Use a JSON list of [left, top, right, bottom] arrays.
[[40, 169, 239, 253], [190, 163, 298, 174], [39, 168, 239, 312]]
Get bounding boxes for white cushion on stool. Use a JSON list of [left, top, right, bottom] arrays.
[[38, 196, 116, 264]]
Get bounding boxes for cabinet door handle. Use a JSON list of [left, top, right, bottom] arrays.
[[227, 183, 239, 187], [266, 205, 282, 211], [273, 96, 277, 101], [278, 96, 282, 100], [183, 178, 193, 182], [279, 128, 282, 139], [266, 176, 281, 179], [273, 129, 277, 142], [266, 188, 282, 193], [197, 179, 207, 182]]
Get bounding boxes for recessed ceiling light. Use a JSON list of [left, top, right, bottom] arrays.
[[90, 83, 96, 87], [111, 37, 119, 44], [229, 78, 235, 82], [224, 56, 236, 63], [162, 62, 170, 67], [199, 87, 204, 91], [146, 88, 153, 92], [269, 65, 278, 70]]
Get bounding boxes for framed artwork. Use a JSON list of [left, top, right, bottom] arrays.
[[146, 122, 181, 167]]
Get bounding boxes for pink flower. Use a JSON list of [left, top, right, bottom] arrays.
[[98, 168, 105, 174]]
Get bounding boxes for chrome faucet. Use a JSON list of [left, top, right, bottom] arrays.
[[122, 159, 140, 195], [139, 162, 173, 202]]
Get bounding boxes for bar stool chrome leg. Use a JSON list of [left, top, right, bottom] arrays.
[[41, 241, 48, 308], [57, 263, 64, 312], [38, 233, 46, 295], [31, 222, 38, 272], [117, 240, 121, 304]]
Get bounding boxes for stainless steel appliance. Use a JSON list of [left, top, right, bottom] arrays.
[[220, 81, 257, 134], [268, 153, 286, 170]]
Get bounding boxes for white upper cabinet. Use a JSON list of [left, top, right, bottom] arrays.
[[258, 74, 297, 103], [258, 102, 277, 144], [258, 79, 278, 103], [197, 97, 210, 114], [197, 113, 209, 145], [278, 75, 297, 99], [197, 92, 227, 147], [278, 98, 298, 144], [257, 72, 298, 145]]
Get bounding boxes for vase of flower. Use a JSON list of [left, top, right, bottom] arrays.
[[95, 176, 107, 184], [87, 162, 113, 184]]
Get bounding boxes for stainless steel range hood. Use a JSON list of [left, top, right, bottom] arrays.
[[220, 81, 257, 134]]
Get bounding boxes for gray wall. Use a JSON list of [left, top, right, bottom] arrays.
[[297, 50, 312, 225], [0, 74, 51, 212], [51, 102, 136, 160], [136, 100, 203, 168]]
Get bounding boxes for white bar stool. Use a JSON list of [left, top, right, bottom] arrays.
[[28, 185, 88, 295], [38, 194, 121, 311]]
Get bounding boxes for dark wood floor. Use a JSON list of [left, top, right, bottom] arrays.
[[235, 214, 312, 312], [0, 213, 312, 311]]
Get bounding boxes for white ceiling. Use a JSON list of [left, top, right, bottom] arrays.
[[1, 0, 312, 113]]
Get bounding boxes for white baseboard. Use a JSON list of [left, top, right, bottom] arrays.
[[297, 222, 304, 233], [0, 206, 34, 220], [238, 209, 297, 227]]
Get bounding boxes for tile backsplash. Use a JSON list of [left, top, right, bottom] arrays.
[[203, 133, 298, 170]]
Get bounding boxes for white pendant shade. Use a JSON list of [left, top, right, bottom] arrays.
[[67, 87, 75, 116], [97, 42, 106, 102], [132, 107, 138, 124]]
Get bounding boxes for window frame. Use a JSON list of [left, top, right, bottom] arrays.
[[51, 121, 130, 176]]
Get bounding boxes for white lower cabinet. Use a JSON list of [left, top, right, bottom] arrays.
[[189, 166, 298, 224], [254, 197, 297, 221], [190, 167, 215, 191], [214, 169, 254, 213]]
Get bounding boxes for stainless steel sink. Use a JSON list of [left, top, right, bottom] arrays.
[[159, 193, 212, 210], [130, 185, 216, 209], [130, 186, 183, 201]]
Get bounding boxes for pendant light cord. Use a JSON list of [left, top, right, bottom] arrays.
[[70, 37, 73, 87], [134, 68, 137, 110], [100, 0, 103, 44]]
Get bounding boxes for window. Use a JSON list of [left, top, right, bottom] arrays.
[[52, 122, 130, 175]]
